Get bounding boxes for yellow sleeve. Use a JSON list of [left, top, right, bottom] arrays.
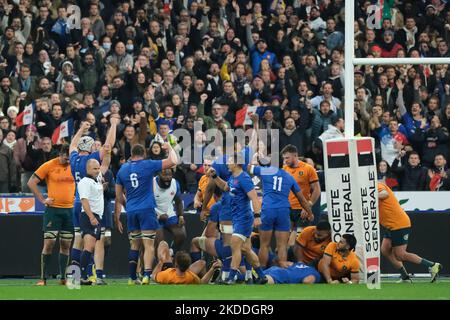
[[297, 227, 310, 247], [155, 270, 169, 284], [34, 161, 50, 181], [350, 257, 360, 273], [308, 165, 319, 183], [324, 242, 336, 256], [220, 63, 231, 81]]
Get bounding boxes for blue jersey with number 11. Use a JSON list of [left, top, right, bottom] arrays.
[[252, 166, 301, 210], [116, 159, 163, 213]]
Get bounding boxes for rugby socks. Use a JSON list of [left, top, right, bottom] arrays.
[[221, 246, 232, 280], [254, 267, 266, 279], [398, 266, 410, 280], [58, 254, 69, 280], [96, 269, 104, 279], [227, 269, 238, 282], [420, 258, 435, 268], [144, 269, 152, 278], [190, 252, 201, 263], [80, 250, 93, 280], [244, 259, 253, 280], [41, 254, 52, 280], [129, 249, 140, 280], [71, 248, 81, 266], [87, 256, 94, 278]]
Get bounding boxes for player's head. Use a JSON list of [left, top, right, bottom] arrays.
[[77, 135, 94, 153], [338, 234, 357, 253], [174, 251, 192, 272], [86, 158, 101, 178], [314, 221, 331, 243], [59, 144, 70, 165], [131, 144, 146, 159], [158, 169, 173, 188], [281, 144, 299, 167]]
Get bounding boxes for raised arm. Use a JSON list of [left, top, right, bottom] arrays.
[[100, 144, 111, 174], [209, 168, 229, 192], [396, 79, 407, 116], [69, 121, 91, 154], [161, 143, 178, 169], [101, 116, 120, 159]]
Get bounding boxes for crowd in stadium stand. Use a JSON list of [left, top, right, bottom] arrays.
[[1, 0, 450, 194]]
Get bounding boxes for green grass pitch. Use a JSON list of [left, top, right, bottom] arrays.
[[0, 279, 449, 300]]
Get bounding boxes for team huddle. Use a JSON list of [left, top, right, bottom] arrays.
[[28, 120, 443, 286]]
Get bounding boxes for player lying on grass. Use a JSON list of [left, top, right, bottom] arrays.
[[378, 182, 443, 283], [153, 241, 222, 284], [318, 234, 360, 284], [263, 261, 322, 284]]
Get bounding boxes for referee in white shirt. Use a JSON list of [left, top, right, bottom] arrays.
[[77, 145, 111, 285]]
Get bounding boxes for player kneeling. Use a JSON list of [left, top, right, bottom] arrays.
[[318, 234, 360, 284]]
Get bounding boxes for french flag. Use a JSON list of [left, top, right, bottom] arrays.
[[234, 106, 267, 127], [52, 119, 74, 145], [15, 103, 34, 127]]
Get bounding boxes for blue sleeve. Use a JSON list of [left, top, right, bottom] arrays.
[[240, 174, 255, 194], [253, 166, 261, 176], [146, 159, 163, 174]]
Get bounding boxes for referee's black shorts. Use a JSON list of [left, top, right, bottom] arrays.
[[80, 213, 102, 240]]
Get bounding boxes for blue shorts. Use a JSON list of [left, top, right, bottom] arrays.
[[127, 209, 160, 232], [80, 213, 102, 241], [232, 215, 254, 239], [159, 215, 179, 228], [260, 207, 290, 232], [73, 201, 82, 230]]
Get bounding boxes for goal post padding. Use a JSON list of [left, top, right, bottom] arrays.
[[323, 137, 380, 287]]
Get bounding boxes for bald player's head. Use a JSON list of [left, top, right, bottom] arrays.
[[86, 159, 101, 178]]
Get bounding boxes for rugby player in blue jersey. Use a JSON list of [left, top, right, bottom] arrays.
[[69, 117, 119, 281], [114, 143, 177, 285], [263, 261, 321, 284], [208, 154, 268, 284], [249, 158, 314, 268]]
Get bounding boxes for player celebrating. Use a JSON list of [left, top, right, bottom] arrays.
[[263, 261, 321, 284], [248, 158, 314, 268], [208, 154, 268, 285], [153, 241, 222, 284], [318, 234, 360, 284], [115, 143, 177, 285], [77, 147, 111, 285], [281, 145, 321, 235], [28, 144, 75, 286], [295, 221, 332, 267], [69, 117, 119, 270], [378, 182, 443, 283], [153, 169, 186, 253]]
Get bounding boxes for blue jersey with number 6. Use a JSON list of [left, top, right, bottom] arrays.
[[116, 159, 163, 213], [252, 166, 301, 210]]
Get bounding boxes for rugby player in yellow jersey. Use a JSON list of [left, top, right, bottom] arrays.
[[295, 221, 331, 267], [282, 145, 321, 234], [318, 234, 360, 284], [378, 182, 442, 283], [28, 144, 75, 286]]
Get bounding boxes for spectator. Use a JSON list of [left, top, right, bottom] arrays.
[[377, 160, 399, 191], [428, 153, 450, 191], [13, 124, 40, 192], [0, 129, 17, 193], [391, 151, 429, 191], [0, 76, 19, 116]]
